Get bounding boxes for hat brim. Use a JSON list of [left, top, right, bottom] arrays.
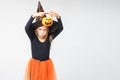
[[32, 20, 58, 33]]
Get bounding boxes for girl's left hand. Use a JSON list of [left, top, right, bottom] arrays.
[[49, 11, 60, 19]]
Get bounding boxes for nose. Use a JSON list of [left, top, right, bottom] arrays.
[[41, 30, 44, 34]]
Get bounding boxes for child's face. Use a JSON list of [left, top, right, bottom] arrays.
[[35, 26, 48, 39]]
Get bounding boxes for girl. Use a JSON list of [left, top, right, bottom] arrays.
[[24, 11, 63, 80]]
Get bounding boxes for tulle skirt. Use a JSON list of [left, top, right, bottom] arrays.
[[24, 58, 57, 80]]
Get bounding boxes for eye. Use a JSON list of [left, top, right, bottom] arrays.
[[44, 29, 47, 31], [38, 28, 41, 30]]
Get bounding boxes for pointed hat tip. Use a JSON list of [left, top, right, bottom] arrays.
[[38, 1, 40, 5], [37, 1, 44, 12]]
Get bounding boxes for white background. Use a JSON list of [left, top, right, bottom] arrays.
[[0, 0, 120, 80]]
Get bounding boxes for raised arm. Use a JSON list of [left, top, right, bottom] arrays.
[[25, 12, 45, 41], [25, 16, 35, 41], [49, 12, 64, 39]]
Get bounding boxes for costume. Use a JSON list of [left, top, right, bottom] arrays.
[[24, 2, 63, 80]]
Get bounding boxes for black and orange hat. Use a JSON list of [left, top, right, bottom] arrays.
[[32, 1, 58, 33], [32, 20, 58, 33]]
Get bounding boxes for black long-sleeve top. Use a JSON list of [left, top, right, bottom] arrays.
[[25, 16, 63, 61]]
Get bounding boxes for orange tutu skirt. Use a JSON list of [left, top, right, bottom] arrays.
[[24, 58, 57, 80]]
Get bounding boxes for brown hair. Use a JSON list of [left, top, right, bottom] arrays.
[[49, 34, 53, 43]]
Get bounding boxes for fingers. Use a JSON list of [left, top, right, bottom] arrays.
[[49, 11, 60, 18], [32, 12, 45, 18], [32, 11, 60, 19], [39, 12, 45, 17]]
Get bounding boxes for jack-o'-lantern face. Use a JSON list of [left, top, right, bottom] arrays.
[[42, 17, 53, 27]]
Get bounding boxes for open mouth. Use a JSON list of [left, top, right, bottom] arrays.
[[45, 22, 52, 25]]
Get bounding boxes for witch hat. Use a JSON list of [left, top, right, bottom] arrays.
[[32, 1, 58, 33], [36, 1, 45, 21], [37, 1, 44, 12]]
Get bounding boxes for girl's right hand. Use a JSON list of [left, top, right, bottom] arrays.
[[32, 12, 45, 18]]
